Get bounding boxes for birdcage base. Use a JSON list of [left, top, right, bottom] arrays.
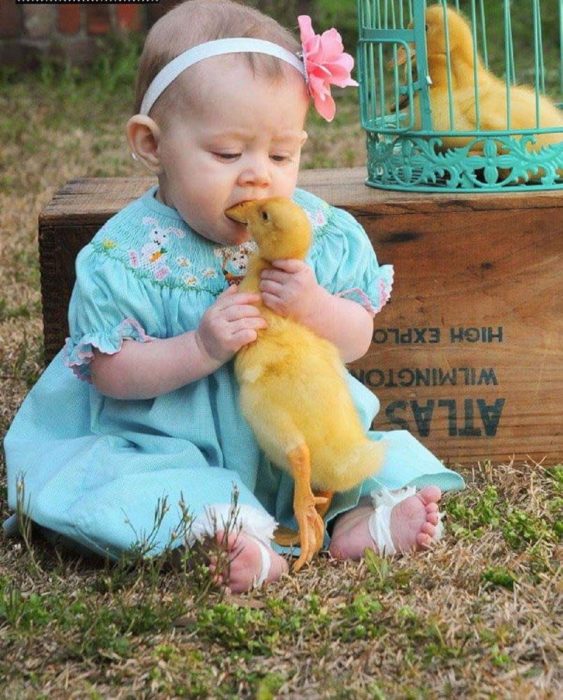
[[366, 132, 563, 193]]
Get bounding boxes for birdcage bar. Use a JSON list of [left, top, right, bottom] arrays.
[[378, 41, 386, 118], [391, 44, 402, 128], [503, 0, 513, 129], [478, 0, 488, 69], [533, 0, 545, 124], [468, 1, 482, 129], [358, 27, 418, 130], [560, 1, 563, 97]]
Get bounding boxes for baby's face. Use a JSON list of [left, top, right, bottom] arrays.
[[156, 57, 309, 246]]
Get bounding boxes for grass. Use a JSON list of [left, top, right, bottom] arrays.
[[0, 34, 561, 699], [0, 462, 560, 697]]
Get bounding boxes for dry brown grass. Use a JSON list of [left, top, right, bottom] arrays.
[[0, 56, 561, 699]]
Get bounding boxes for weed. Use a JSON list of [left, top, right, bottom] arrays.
[[0, 300, 33, 323], [502, 508, 554, 549], [482, 566, 517, 590], [341, 592, 384, 641], [446, 484, 501, 536], [363, 548, 412, 591], [547, 464, 563, 489], [122, 495, 179, 561], [60, 596, 185, 663], [395, 604, 422, 640], [195, 602, 272, 654], [0, 585, 51, 630], [14, 474, 41, 572], [255, 672, 286, 700], [1, 333, 44, 388]]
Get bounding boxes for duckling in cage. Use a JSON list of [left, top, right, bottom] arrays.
[[357, 0, 563, 190]]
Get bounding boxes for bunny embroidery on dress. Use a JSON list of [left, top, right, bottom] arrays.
[[306, 207, 328, 229], [129, 217, 186, 281]]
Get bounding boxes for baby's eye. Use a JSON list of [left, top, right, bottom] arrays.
[[270, 154, 290, 163], [213, 152, 241, 161]]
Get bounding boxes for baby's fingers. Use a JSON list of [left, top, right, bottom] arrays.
[[224, 304, 264, 322], [231, 317, 267, 348], [234, 316, 268, 332], [217, 284, 239, 300], [217, 289, 261, 310]]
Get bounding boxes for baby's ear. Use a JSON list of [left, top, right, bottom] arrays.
[[127, 115, 162, 174]]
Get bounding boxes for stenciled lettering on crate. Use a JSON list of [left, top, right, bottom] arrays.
[[38, 168, 562, 465], [351, 325, 507, 451]]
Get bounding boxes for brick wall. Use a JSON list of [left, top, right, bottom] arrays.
[[0, 0, 181, 67], [0, 0, 314, 67]]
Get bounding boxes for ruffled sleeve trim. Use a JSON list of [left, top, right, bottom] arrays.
[[64, 317, 153, 382], [336, 264, 394, 316]]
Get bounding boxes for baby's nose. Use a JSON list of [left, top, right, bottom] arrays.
[[238, 156, 272, 187]]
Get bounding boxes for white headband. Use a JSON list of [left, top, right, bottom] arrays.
[[140, 38, 306, 115]]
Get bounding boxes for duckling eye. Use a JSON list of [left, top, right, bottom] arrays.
[[261, 211, 269, 222], [425, 23, 429, 31]]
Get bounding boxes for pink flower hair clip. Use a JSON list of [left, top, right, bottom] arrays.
[[298, 15, 359, 122]]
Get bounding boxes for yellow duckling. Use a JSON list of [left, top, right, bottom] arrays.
[[226, 198, 384, 571], [396, 4, 563, 177]]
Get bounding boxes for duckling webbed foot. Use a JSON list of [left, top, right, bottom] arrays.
[[287, 443, 327, 571], [274, 489, 333, 548]]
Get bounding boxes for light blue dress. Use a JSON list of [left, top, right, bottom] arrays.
[[3, 187, 464, 558]]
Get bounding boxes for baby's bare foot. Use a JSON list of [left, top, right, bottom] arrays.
[[209, 531, 288, 593], [328, 486, 442, 561]]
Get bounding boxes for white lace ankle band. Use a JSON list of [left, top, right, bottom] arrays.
[[140, 38, 306, 116]]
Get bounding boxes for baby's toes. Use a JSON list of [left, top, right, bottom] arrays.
[[418, 485, 442, 506], [414, 522, 436, 550], [417, 522, 436, 548], [425, 507, 440, 526], [206, 559, 227, 587], [416, 531, 434, 548]]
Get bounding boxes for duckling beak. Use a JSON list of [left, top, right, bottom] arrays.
[[388, 44, 412, 69], [225, 200, 256, 224]]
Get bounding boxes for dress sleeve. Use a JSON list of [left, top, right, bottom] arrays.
[[64, 244, 162, 381], [308, 204, 394, 316]]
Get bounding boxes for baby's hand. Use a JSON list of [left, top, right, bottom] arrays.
[[260, 259, 327, 322], [195, 285, 266, 364]]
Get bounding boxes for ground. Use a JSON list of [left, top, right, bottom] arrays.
[[0, 43, 561, 698]]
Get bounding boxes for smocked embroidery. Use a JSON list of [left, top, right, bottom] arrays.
[[89, 191, 335, 296], [306, 207, 328, 229], [91, 236, 257, 295]]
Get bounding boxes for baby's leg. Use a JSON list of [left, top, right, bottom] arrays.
[[208, 530, 288, 593], [329, 486, 442, 561]]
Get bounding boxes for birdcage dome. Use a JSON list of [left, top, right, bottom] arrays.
[[357, 0, 563, 191]]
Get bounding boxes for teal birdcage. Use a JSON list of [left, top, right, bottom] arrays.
[[357, 0, 563, 191]]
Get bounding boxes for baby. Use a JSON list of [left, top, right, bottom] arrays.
[[4, 0, 463, 593]]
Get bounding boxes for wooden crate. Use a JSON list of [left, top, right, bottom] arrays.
[[39, 168, 563, 465]]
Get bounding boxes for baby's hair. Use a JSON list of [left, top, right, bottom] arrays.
[[134, 0, 302, 118]]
